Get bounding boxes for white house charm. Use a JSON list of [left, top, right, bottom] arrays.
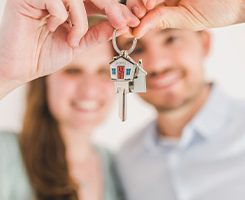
[[110, 30, 147, 121]]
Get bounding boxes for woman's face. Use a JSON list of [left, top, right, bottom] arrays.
[[46, 42, 114, 132]]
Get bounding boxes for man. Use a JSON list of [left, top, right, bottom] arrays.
[[116, 29, 245, 200]]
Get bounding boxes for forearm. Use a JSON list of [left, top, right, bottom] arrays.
[[238, 0, 245, 23], [0, 75, 22, 99]]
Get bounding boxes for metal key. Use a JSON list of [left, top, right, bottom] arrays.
[[118, 86, 127, 121], [110, 30, 147, 121]]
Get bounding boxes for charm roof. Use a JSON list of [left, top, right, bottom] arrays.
[[109, 55, 135, 65]]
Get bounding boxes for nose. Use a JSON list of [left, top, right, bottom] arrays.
[[77, 74, 100, 99], [144, 47, 173, 73]]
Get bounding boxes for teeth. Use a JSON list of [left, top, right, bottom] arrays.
[[159, 73, 179, 85], [74, 101, 98, 111]]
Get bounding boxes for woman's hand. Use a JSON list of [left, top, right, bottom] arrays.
[[0, 0, 139, 98]]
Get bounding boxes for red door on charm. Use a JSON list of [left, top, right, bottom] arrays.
[[117, 66, 125, 79]]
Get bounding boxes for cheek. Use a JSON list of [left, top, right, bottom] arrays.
[[177, 45, 205, 79], [92, 81, 115, 123], [99, 81, 115, 105], [46, 77, 76, 114]]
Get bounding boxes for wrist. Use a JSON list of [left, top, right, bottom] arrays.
[[0, 73, 23, 99], [238, 0, 245, 23]]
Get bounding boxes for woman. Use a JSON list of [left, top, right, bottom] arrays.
[[0, 19, 122, 199]]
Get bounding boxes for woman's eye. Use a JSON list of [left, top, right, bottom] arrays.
[[132, 47, 144, 55], [165, 36, 179, 45], [64, 68, 81, 75], [98, 68, 110, 78]]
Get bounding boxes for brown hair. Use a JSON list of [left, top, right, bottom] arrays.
[[20, 77, 78, 200]]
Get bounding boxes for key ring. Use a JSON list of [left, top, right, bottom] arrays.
[[112, 30, 137, 55]]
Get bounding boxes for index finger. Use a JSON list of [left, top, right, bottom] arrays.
[[127, 0, 147, 18], [78, 20, 129, 51], [90, 0, 139, 29], [67, 0, 88, 47]]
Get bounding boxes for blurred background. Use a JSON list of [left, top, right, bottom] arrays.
[[0, 0, 244, 150]]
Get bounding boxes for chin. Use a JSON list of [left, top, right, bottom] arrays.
[[155, 100, 188, 112], [68, 121, 97, 132], [141, 90, 188, 111], [66, 115, 98, 126]]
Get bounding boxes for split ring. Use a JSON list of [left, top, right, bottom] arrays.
[[112, 29, 137, 55]]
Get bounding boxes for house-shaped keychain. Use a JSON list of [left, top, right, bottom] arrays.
[[110, 52, 147, 93], [109, 30, 147, 121]]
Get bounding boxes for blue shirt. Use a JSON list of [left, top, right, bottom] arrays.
[[116, 85, 245, 200]]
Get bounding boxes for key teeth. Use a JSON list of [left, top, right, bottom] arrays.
[[121, 116, 126, 122]]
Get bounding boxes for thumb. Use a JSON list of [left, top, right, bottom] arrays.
[[133, 5, 208, 38]]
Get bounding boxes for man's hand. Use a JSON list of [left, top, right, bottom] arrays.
[[0, 0, 139, 98], [127, 0, 245, 38]]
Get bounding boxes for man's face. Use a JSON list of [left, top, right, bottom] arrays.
[[118, 29, 210, 111]]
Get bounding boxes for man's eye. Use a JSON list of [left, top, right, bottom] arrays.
[[98, 68, 110, 78], [165, 36, 179, 45], [132, 47, 144, 55], [64, 68, 81, 75]]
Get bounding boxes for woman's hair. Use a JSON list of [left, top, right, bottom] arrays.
[[20, 77, 78, 200], [20, 16, 110, 200]]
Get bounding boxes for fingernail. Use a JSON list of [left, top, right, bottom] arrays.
[[125, 8, 140, 27], [132, 6, 145, 18], [130, 17, 140, 27], [146, 1, 155, 10], [132, 6, 140, 16]]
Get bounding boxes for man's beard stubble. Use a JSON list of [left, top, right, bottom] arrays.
[[152, 81, 210, 113]]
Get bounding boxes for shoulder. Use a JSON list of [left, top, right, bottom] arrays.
[[206, 85, 245, 131], [0, 130, 20, 154], [220, 90, 245, 124], [95, 145, 114, 165], [95, 145, 116, 178], [0, 130, 18, 142], [228, 98, 245, 116], [198, 86, 245, 146], [0, 131, 28, 179], [95, 145, 125, 200], [0, 131, 34, 200], [212, 85, 245, 120], [225, 97, 245, 131], [0, 130, 23, 168]]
